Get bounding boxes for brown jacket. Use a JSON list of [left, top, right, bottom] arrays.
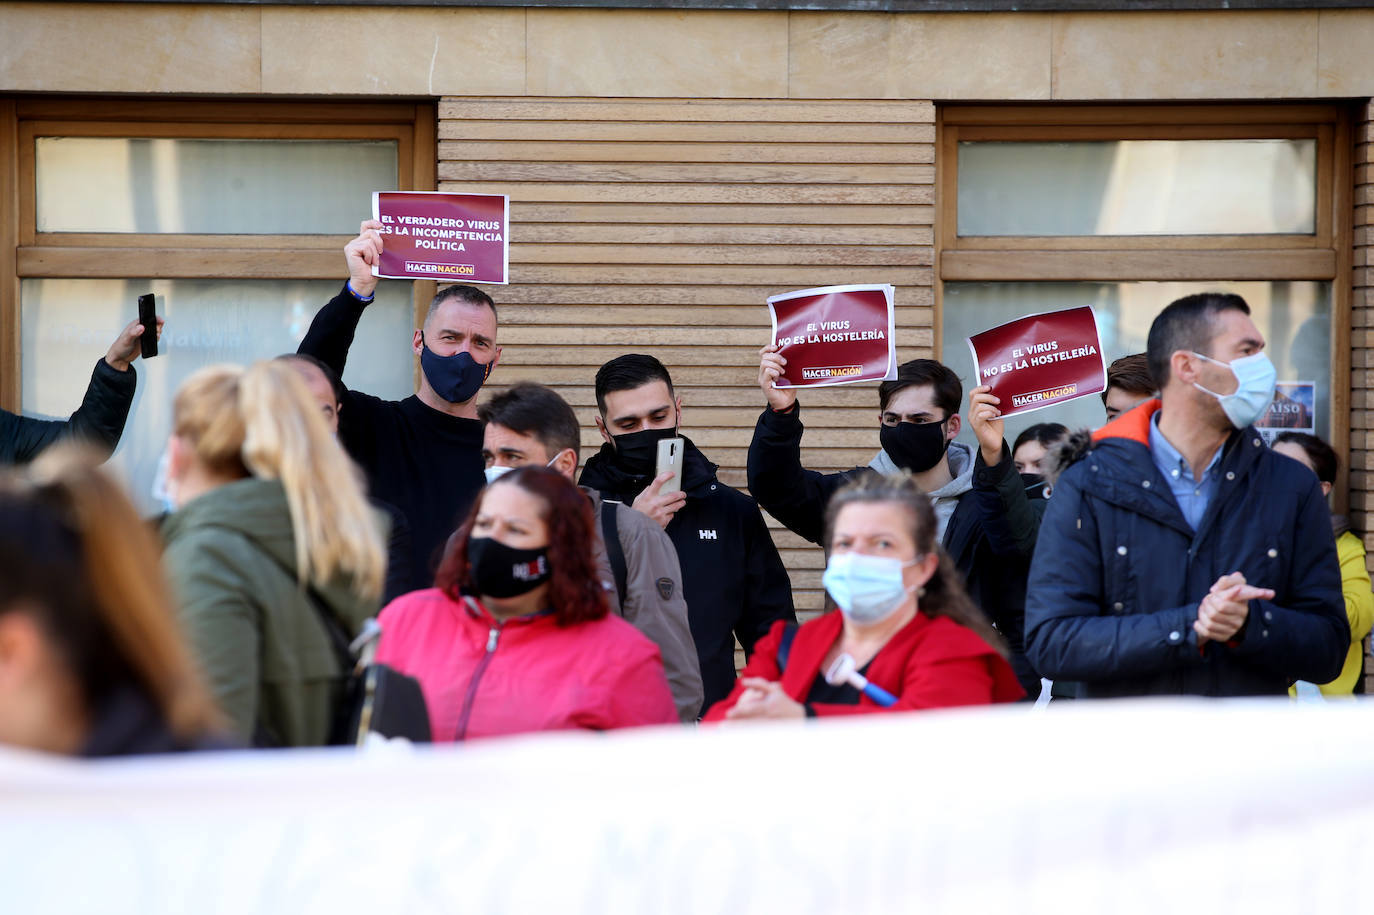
[[584, 487, 702, 722]]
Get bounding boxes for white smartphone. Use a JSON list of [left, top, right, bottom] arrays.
[[655, 437, 685, 496]]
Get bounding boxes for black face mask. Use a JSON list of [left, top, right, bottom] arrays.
[[609, 426, 679, 478], [879, 419, 949, 473], [1021, 473, 1050, 500], [466, 536, 551, 599]]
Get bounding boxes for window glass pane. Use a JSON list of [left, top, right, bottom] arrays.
[[941, 281, 1331, 449], [35, 138, 398, 234], [957, 140, 1317, 236], [21, 278, 414, 512]]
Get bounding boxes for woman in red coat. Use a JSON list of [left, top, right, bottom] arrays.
[[704, 473, 1023, 722], [376, 466, 677, 741]]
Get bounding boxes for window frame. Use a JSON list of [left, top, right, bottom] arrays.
[[935, 103, 1356, 508], [1, 97, 438, 411]]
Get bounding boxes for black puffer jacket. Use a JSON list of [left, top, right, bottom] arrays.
[[580, 437, 795, 715], [1, 359, 136, 465]]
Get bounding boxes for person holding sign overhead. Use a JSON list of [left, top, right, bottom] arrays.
[[751, 351, 1047, 696], [1026, 293, 1347, 697], [297, 220, 497, 592]]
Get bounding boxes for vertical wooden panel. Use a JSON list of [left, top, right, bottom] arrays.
[[1350, 102, 1374, 693], [0, 99, 18, 412], [439, 97, 936, 615]]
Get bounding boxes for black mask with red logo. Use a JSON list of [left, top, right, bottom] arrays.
[[466, 536, 551, 598]]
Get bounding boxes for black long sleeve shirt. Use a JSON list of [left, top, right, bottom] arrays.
[[298, 284, 484, 593]]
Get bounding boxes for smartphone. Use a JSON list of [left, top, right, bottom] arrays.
[[138, 293, 159, 359], [655, 437, 685, 496]]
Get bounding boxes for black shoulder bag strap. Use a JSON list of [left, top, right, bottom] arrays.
[[600, 500, 629, 615], [775, 621, 800, 673]]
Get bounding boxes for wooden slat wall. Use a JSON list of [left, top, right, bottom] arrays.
[[439, 97, 936, 618], [1353, 103, 1373, 691]]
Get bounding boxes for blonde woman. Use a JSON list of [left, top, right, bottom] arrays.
[[161, 361, 386, 747], [0, 447, 224, 756]]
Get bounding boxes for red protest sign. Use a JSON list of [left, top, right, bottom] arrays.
[[372, 191, 509, 285], [966, 306, 1106, 417], [768, 284, 896, 388]]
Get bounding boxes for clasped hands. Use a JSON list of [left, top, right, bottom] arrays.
[[1194, 571, 1274, 647]]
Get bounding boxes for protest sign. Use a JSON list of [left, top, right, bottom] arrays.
[[966, 306, 1107, 418], [372, 191, 509, 285], [1255, 381, 1316, 445], [767, 284, 896, 388]]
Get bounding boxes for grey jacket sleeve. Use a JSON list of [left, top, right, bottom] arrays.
[[614, 503, 704, 723]]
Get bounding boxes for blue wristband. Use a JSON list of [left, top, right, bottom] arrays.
[[346, 281, 375, 303]]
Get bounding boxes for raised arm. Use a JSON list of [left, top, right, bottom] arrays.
[[297, 220, 385, 377]]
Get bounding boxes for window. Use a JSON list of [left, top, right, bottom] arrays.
[[937, 105, 1355, 495], [2, 99, 437, 507]]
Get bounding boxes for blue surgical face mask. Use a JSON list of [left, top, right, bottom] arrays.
[[822, 552, 919, 625], [420, 332, 492, 404], [1190, 351, 1277, 430]]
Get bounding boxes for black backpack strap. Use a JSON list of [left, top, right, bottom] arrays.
[[600, 500, 629, 614], [775, 621, 800, 673]]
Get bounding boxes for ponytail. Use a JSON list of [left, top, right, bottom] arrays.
[[174, 362, 385, 600]]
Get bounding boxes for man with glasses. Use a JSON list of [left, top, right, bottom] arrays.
[[750, 349, 1043, 695]]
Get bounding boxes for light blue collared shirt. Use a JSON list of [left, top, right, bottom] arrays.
[[1147, 414, 1223, 531]]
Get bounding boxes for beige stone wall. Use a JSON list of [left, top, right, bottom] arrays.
[[5, 4, 1374, 100], [444, 97, 935, 617]]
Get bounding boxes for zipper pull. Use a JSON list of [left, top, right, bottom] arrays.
[[486, 627, 500, 652]]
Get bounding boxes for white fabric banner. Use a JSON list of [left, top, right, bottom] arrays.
[[3, 698, 1373, 914]]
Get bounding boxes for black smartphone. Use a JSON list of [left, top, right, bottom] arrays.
[[138, 293, 158, 359]]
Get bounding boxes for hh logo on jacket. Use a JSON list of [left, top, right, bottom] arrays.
[[699, 529, 718, 540]]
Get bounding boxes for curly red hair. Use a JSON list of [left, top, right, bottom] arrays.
[[436, 467, 609, 625]]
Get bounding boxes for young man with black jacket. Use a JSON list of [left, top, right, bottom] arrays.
[[750, 347, 1043, 695], [579, 354, 796, 715], [296, 219, 495, 591]]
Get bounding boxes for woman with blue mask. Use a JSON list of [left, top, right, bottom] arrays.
[[703, 474, 1023, 722]]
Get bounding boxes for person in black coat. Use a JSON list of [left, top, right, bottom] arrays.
[[578, 355, 796, 715], [296, 220, 493, 592], [750, 350, 1047, 696], [1, 315, 160, 466], [1026, 293, 1348, 697]]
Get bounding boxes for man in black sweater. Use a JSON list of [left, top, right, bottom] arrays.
[[578, 354, 796, 715], [297, 219, 496, 592]]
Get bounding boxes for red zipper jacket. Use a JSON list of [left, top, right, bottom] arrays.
[[703, 610, 1024, 721], [376, 590, 678, 741]]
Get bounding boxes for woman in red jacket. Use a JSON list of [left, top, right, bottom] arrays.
[[375, 466, 677, 741], [704, 473, 1023, 722]]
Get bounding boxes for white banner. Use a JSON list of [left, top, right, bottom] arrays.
[[3, 699, 1374, 914]]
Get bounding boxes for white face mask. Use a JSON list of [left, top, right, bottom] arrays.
[[483, 449, 572, 485], [151, 446, 177, 513], [1190, 351, 1277, 430]]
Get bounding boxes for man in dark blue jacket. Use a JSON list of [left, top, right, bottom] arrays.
[[1026, 293, 1348, 697]]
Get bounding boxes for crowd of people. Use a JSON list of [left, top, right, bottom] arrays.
[[0, 220, 1366, 759]]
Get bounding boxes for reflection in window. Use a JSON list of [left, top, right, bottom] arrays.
[[36, 137, 398, 234], [958, 139, 1317, 236], [21, 278, 414, 511], [941, 281, 1331, 447]]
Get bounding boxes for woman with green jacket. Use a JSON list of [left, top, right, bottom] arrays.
[[161, 361, 386, 746]]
